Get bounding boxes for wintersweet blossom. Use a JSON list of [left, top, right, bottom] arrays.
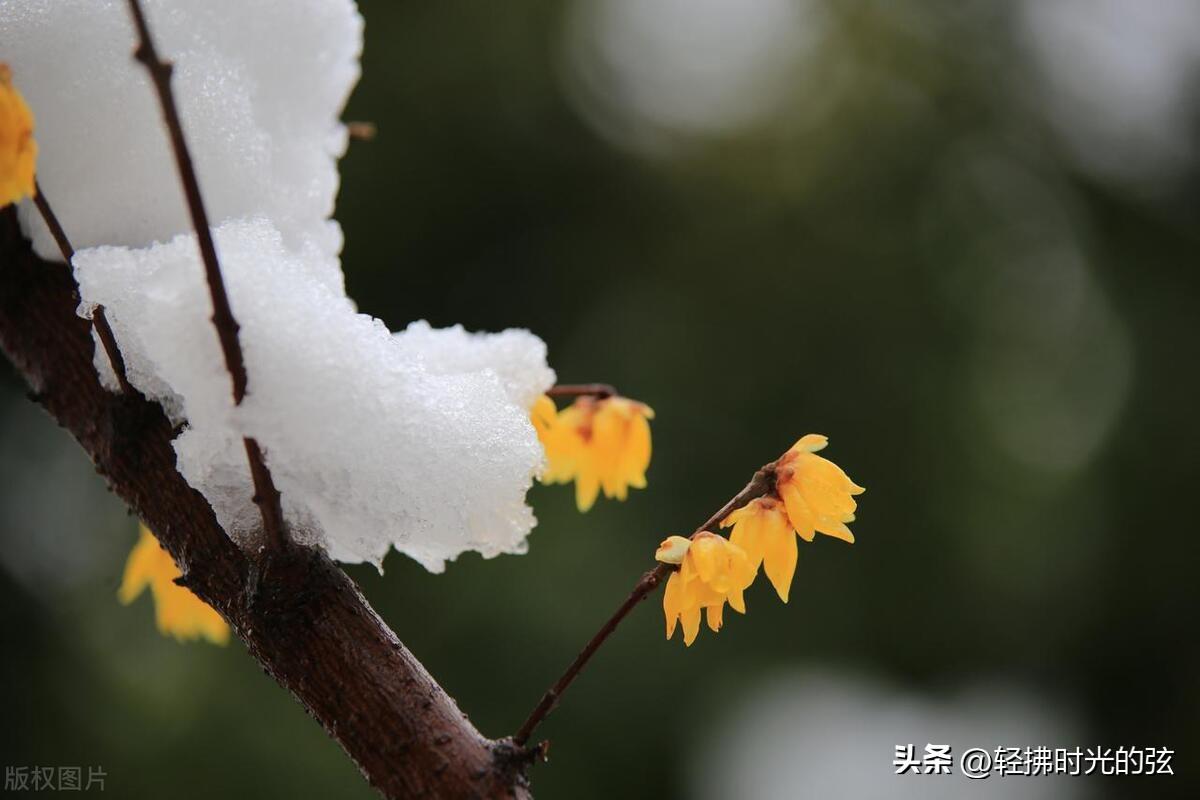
[[721, 496, 798, 602], [533, 393, 654, 512], [0, 64, 36, 207], [774, 434, 865, 544], [656, 532, 755, 646], [119, 525, 230, 645]]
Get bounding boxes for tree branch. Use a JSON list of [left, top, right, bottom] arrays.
[[123, 0, 285, 550], [0, 209, 531, 797], [513, 466, 777, 747]]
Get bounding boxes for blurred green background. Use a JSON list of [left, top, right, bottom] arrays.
[[3, 1, 1199, 798]]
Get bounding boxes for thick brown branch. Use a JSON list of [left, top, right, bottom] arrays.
[[513, 466, 777, 747], [31, 182, 133, 396], [124, 0, 246, 405], [0, 212, 530, 798]]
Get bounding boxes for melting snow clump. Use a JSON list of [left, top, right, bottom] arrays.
[[74, 219, 554, 571]]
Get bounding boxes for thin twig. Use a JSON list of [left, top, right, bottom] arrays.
[[125, 0, 247, 404], [126, 0, 284, 548], [545, 383, 617, 400], [31, 181, 73, 263], [513, 564, 669, 747], [346, 121, 377, 142], [245, 437, 285, 550], [512, 465, 778, 747], [32, 181, 134, 395]]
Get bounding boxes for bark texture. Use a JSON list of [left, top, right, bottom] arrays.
[[0, 209, 531, 799]]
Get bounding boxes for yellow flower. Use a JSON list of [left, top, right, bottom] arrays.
[[119, 524, 230, 645], [657, 532, 755, 646], [531, 394, 577, 485], [721, 496, 798, 602], [774, 434, 864, 544], [0, 64, 37, 207], [532, 393, 654, 512]]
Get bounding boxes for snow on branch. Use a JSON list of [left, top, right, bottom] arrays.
[[8, 0, 557, 570], [74, 219, 554, 569]]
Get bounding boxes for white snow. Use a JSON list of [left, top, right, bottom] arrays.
[[393, 322, 557, 411], [8, 0, 559, 571], [4, 0, 362, 264], [74, 219, 554, 571]]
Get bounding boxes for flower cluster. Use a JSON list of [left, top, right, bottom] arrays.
[[657, 533, 756, 646], [656, 434, 864, 644], [119, 525, 230, 645], [532, 393, 654, 512], [0, 63, 37, 207]]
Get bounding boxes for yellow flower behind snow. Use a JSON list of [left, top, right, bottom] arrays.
[[532, 393, 653, 512], [119, 525, 230, 645], [0, 64, 37, 207], [657, 532, 755, 646]]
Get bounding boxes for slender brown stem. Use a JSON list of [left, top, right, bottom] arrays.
[[695, 466, 776, 533], [513, 563, 669, 747], [125, 0, 247, 405], [32, 181, 135, 396], [346, 121, 377, 141], [545, 383, 617, 400], [31, 181, 73, 263], [125, 0, 285, 549], [513, 464, 779, 747], [244, 437, 285, 550]]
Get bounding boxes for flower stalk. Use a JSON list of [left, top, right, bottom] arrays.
[[512, 465, 776, 747]]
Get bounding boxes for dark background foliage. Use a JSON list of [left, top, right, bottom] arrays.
[[3, 1, 1198, 798]]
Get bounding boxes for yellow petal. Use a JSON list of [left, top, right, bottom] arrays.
[[727, 587, 746, 614], [779, 482, 816, 542], [791, 433, 828, 453], [121, 523, 229, 645], [760, 501, 794, 544], [814, 515, 855, 543], [591, 401, 626, 498], [720, 504, 750, 528], [621, 411, 652, 489], [682, 606, 702, 646], [663, 572, 683, 639], [574, 467, 600, 512], [0, 64, 38, 207], [531, 394, 558, 436], [688, 534, 723, 585], [762, 529, 798, 603], [655, 535, 691, 565], [794, 452, 861, 518], [727, 512, 763, 570], [706, 602, 724, 632], [118, 526, 162, 605]]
